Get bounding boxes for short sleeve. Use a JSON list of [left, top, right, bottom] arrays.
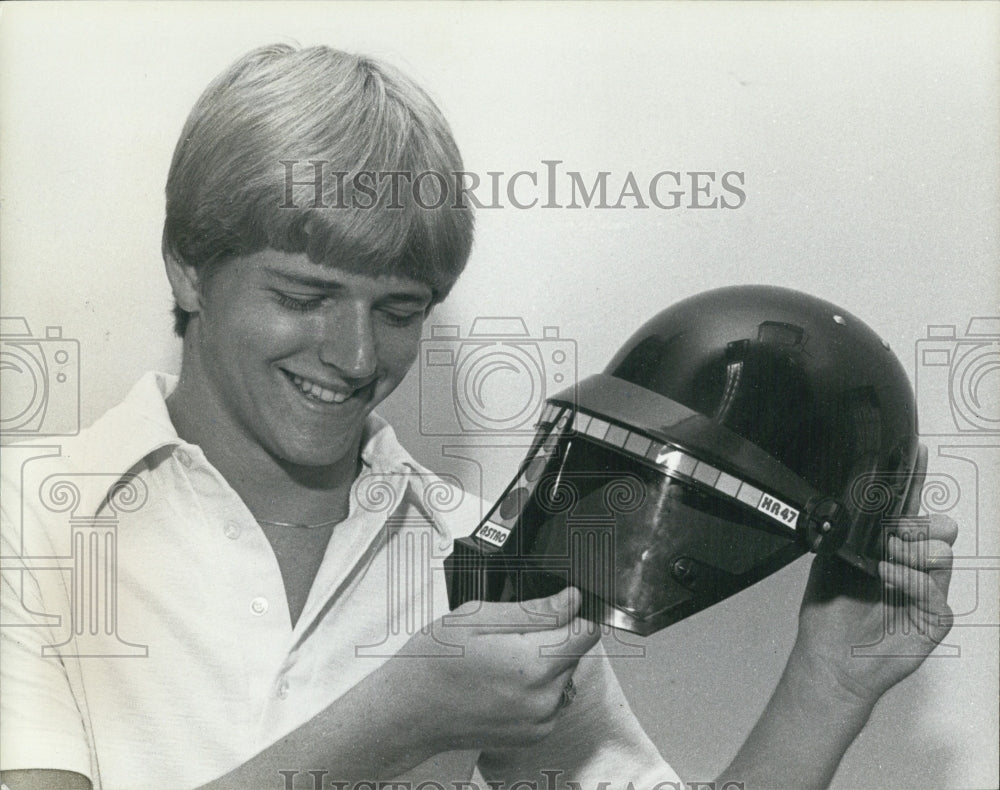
[[1, 511, 94, 778], [477, 642, 682, 788]]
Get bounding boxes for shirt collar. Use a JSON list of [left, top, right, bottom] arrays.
[[355, 412, 453, 539], [75, 372, 453, 539], [66, 372, 182, 517]]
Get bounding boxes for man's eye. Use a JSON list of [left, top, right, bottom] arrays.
[[275, 292, 324, 311], [380, 309, 424, 327]]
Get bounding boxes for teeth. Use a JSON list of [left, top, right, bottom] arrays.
[[289, 373, 352, 404]]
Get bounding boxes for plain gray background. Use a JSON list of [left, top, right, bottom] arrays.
[[1, 3, 997, 788]]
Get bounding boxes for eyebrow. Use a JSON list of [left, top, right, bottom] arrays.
[[263, 267, 432, 304]]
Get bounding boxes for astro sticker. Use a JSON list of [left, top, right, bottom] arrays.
[[756, 493, 800, 527], [475, 521, 512, 548]]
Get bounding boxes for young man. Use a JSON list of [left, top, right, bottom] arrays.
[[0, 44, 956, 790]]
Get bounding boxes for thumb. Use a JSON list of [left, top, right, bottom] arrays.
[[521, 586, 582, 628], [448, 587, 582, 633]]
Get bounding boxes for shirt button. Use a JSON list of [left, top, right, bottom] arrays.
[[277, 677, 290, 699], [176, 449, 193, 468], [250, 597, 269, 616], [224, 521, 242, 540]]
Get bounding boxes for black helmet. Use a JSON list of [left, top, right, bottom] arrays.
[[446, 286, 927, 634]]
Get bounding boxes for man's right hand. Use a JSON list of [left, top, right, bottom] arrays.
[[384, 586, 601, 753]]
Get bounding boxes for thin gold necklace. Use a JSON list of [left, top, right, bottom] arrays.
[[256, 516, 344, 529]]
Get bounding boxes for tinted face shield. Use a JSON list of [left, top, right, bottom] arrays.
[[446, 404, 806, 634]]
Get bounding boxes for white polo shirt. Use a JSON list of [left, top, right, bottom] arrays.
[[0, 372, 679, 789]]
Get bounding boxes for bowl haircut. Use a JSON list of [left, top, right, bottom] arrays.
[[163, 44, 475, 336]]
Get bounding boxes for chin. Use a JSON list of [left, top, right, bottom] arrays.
[[274, 438, 359, 470]]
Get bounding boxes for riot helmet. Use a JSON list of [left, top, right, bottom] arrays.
[[445, 286, 927, 635]]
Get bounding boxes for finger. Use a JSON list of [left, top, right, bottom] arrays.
[[878, 560, 951, 615], [894, 514, 959, 546], [887, 535, 954, 596], [451, 587, 582, 634], [887, 536, 953, 572], [517, 586, 583, 629]]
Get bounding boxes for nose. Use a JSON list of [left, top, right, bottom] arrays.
[[317, 304, 377, 382]]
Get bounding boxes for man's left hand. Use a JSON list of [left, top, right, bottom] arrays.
[[791, 513, 958, 708]]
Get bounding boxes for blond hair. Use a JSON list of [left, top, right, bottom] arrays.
[[163, 44, 474, 335]]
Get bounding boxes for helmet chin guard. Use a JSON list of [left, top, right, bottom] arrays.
[[445, 286, 926, 635]]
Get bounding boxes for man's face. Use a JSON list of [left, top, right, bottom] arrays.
[[184, 249, 432, 469]]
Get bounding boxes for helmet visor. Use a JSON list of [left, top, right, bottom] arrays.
[[479, 407, 807, 634]]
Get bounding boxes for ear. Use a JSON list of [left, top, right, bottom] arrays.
[[162, 238, 202, 315]]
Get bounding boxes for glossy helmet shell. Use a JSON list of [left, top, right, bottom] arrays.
[[601, 284, 923, 569]]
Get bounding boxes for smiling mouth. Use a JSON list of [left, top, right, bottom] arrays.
[[284, 371, 362, 404]]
